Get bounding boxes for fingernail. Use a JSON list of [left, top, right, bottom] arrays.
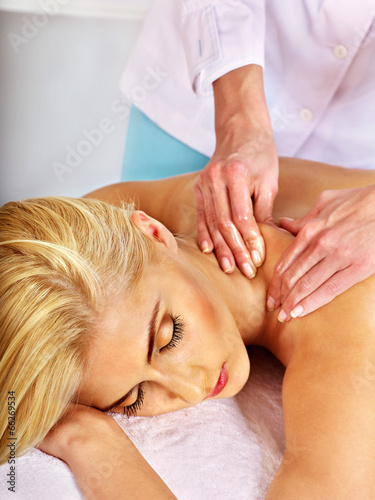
[[221, 257, 232, 273], [251, 250, 262, 267], [266, 296, 275, 312], [242, 262, 256, 279], [278, 310, 287, 323], [291, 305, 304, 318], [252, 237, 265, 261], [201, 240, 210, 254]]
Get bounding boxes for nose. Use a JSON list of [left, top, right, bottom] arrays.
[[156, 364, 207, 405]]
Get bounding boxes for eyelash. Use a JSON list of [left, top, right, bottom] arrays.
[[123, 315, 185, 417], [123, 384, 145, 417], [160, 315, 185, 352]]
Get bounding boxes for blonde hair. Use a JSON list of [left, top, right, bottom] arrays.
[[0, 196, 157, 464]]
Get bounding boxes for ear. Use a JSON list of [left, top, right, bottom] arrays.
[[131, 210, 178, 252]]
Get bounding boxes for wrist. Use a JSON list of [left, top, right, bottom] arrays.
[[213, 64, 271, 134], [62, 412, 122, 464], [62, 416, 177, 500], [214, 113, 274, 159], [42, 406, 119, 465]]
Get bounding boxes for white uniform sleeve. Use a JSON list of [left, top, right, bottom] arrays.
[[178, 0, 265, 96]]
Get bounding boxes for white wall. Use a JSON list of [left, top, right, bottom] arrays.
[[0, 1, 149, 205]]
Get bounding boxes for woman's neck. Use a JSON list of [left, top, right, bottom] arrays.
[[177, 224, 295, 365]]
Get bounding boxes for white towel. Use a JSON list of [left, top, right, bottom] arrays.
[[0, 347, 285, 499]]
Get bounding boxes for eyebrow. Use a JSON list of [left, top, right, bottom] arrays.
[[147, 296, 161, 363], [101, 296, 161, 413]]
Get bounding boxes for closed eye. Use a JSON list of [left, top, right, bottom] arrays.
[[160, 315, 185, 352], [122, 384, 145, 417], [122, 314, 185, 416]]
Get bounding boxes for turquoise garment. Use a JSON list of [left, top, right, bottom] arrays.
[[121, 106, 209, 181]]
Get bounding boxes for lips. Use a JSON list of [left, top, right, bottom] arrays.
[[205, 363, 228, 400]]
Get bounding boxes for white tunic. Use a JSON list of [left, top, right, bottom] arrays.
[[120, 0, 375, 169]]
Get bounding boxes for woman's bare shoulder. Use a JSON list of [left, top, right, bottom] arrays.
[[84, 158, 375, 231], [84, 172, 199, 234], [282, 269, 375, 372], [274, 158, 375, 221]]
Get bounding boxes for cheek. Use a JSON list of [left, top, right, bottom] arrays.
[[175, 266, 242, 359], [137, 385, 188, 416], [186, 288, 238, 356], [190, 289, 250, 391]]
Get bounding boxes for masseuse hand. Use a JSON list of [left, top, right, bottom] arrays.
[[267, 184, 375, 321], [194, 65, 279, 278]]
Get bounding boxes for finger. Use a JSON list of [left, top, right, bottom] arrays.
[[278, 217, 298, 233], [211, 178, 257, 277], [193, 179, 214, 254], [279, 215, 318, 235], [278, 264, 358, 321], [253, 181, 278, 226], [279, 198, 324, 234], [266, 233, 313, 311], [226, 174, 265, 267], [202, 185, 238, 274], [279, 243, 326, 304]]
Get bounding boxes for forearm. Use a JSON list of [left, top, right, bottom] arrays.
[[39, 407, 176, 500], [213, 64, 272, 142], [66, 428, 176, 500]]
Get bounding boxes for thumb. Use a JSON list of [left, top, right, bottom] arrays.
[[278, 217, 303, 234], [254, 186, 278, 226]]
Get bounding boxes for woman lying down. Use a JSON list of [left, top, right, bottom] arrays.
[[1, 157, 375, 499]]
